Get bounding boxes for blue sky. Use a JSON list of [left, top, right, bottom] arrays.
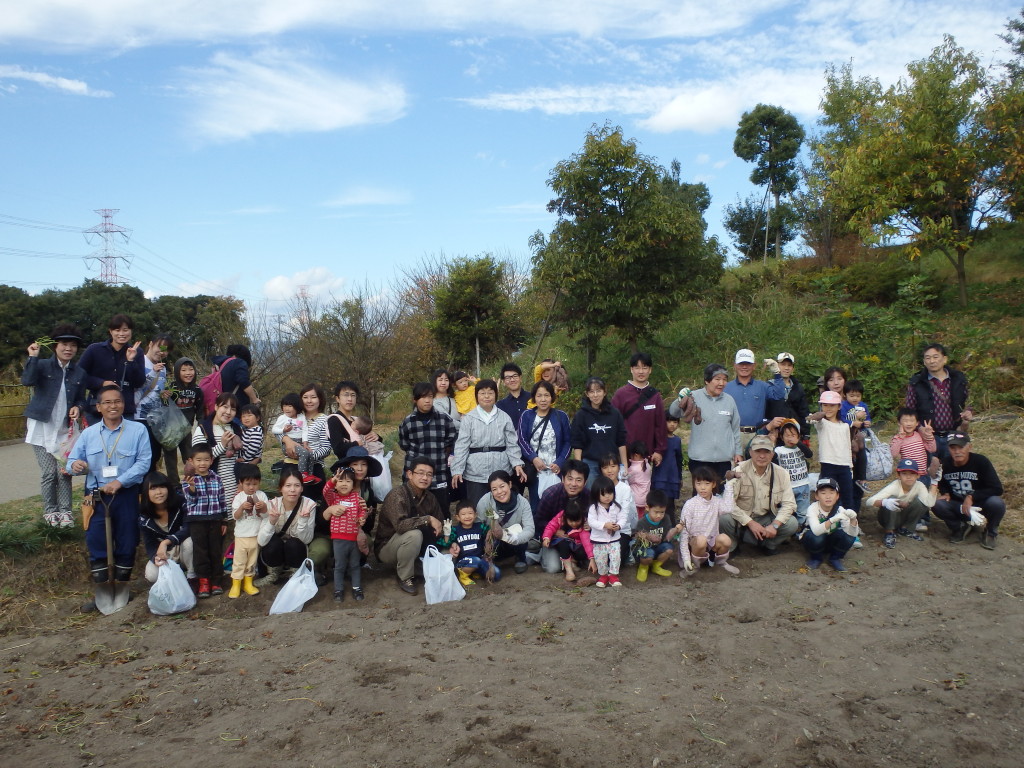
[[0, 1, 1018, 315]]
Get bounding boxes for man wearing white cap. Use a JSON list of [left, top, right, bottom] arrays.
[[724, 348, 785, 449], [765, 352, 810, 441]]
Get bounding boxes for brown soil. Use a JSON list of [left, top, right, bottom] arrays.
[[2, 523, 1022, 768]]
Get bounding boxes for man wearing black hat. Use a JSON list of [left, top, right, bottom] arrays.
[[933, 433, 1005, 549], [22, 324, 88, 528]]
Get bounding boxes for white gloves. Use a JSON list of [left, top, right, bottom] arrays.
[[882, 498, 901, 512]]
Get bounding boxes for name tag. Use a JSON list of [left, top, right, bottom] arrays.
[[102, 465, 118, 478], [643, 404, 656, 411], [718, 410, 731, 416]]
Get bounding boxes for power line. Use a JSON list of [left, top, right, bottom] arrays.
[[0, 246, 85, 259], [0, 212, 85, 232]]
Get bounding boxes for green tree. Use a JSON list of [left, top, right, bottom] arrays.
[[723, 193, 798, 262], [428, 255, 526, 374], [1002, 7, 1024, 83], [828, 36, 1021, 306], [532, 124, 722, 354], [733, 104, 805, 259]]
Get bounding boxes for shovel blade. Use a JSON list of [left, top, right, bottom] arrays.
[[94, 581, 130, 615]]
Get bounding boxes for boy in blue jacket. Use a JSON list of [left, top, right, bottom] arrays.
[[651, 413, 684, 525]]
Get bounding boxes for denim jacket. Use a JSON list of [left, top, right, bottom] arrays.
[[21, 356, 88, 423]]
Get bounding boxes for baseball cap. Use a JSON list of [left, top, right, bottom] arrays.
[[776, 352, 795, 363], [947, 432, 971, 447], [749, 435, 774, 452], [735, 348, 755, 365], [816, 476, 840, 491], [818, 391, 842, 405], [897, 458, 920, 473]]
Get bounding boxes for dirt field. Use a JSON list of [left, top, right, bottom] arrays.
[[2, 520, 1022, 768]]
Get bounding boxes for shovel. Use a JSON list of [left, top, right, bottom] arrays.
[[93, 492, 130, 615]]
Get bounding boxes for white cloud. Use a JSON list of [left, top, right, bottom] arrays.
[[695, 153, 710, 165], [262, 267, 346, 301], [0, 2, 783, 48], [461, 84, 677, 115], [181, 49, 406, 142], [322, 186, 412, 207], [0, 65, 112, 97]]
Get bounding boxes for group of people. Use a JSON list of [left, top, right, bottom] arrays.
[[21, 315, 1007, 609]]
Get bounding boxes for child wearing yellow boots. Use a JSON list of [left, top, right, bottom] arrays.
[[633, 489, 681, 581], [228, 464, 267, 598], [441, 502, 500, 585]]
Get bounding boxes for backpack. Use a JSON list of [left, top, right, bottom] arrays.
[[862, 427, 893, 481], [199, 356, 236, 417]]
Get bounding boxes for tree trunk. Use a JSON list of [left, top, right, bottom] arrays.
[[474, 310, 481, 378], [955, 247, 969, 307], [773, 189, 782, 259]]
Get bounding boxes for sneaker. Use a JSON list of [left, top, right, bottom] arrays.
[[43, 512, 61, 528], [884, 532, 897, 549], [981, 532, 997, 550], [210, 581, 224, 596], [58, 511, 75, 528], [829, 557, 847, 572], [851, 537, 863, 549], [333, 590, 344, 602], [80, 599, 98, 613], [595, 575, 608, 588], [915, 521, 929, 533], [398, 577, 417, 595], [514, 561, 528, 574], [353, 588, 365, 601], [896, 528, 923, 541], [950, 527, 969, 544], [608, 575, 622, 587], [806, 558, 823, 570], [301, 472, 318, 484], [855, 480, 871, 493]]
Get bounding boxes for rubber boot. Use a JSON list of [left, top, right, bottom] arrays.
[[562, 559, 577, 582], [197, 578, 211, 598], [636, 563, 649, 582], [254, 566, 282, 587], [650, 560, 672, 577], [242, 576, 260, 595], [457, 568, 474, 587], [210, 578, 224, 596], [715, 552, 740, 575], [228, 579, 242, 598]]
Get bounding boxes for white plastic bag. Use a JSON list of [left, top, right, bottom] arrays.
[[147, 559, 196, 615], [536, 469, 559, 498], [51, 418, 82, 464], [369, 451, 394, 500], [863, 427, 893, 481], [421, 545, 465, 605], [268, 558, 319, 615]]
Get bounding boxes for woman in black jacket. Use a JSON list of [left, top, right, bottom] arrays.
[[570, 377, 628, 489]]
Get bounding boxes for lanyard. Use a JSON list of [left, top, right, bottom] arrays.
[[100, 423, 126, 465]]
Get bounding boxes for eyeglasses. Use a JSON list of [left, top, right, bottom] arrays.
[[503, 374, 520, 380], [99, 400, 123, 406], [411, 469, 434, 478]]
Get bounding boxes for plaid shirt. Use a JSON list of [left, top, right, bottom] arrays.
[[182, 470, 228, 520], [398, 409, 457, 487]]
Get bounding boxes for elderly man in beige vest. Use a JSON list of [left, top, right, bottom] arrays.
[[719, 435, 799, 555]]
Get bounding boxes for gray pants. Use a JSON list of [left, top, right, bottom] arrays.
[[33, 444, 72, 518], [876, 498, 929, 532], [719, 511, 799, 553], [379, 529, 423, 581]]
